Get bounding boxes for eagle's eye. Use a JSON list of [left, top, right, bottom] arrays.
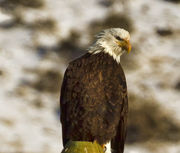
[[115, 36, 124, 41]]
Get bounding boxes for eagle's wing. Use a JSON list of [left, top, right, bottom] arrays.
[[60, 68, 69, 147], [111, 83, 128, 153]]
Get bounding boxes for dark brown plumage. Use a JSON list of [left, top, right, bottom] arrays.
[[60, 51, 128, 153]]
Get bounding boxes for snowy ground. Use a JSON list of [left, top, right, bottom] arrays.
[[0, 0, 180, 152]]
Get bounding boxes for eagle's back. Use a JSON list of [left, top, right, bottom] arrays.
[[60, 52, 128, 146]]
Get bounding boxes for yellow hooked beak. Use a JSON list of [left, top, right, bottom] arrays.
[[127, 40, 131, 54], [116, 40, 131, 54]]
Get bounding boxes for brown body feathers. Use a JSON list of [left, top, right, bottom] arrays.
[[60, 52, 128, 153]]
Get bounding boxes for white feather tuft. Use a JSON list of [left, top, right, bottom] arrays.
[[105, 142, 111, 153]]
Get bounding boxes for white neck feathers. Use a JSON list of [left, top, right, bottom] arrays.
[[88, 41, 122, 64]]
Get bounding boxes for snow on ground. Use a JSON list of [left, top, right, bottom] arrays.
[[0, 0, 180, 152], [125, 143, 180, 153]]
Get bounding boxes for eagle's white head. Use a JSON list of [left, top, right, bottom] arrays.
[[89, 28, 131, 63]]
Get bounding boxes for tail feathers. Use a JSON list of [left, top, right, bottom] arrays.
[[104, 142, 111, 153]]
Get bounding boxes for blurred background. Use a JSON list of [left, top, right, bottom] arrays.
[[0, 0, 180, 152]]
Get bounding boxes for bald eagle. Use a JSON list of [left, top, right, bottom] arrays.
[[60, 28, 131, 153]]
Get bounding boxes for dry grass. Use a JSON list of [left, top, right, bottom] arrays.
[[0, 118, 14, 127], [89, 13, 133, 41], [127, 93, 180, 144], [175, 80, 180, 91], [164, 0, 180, 3], [55, 30, 85, 59], [0, 13, 24, 29], [0, 15, 56, 34], [28, 69, 62, 93], [28, 18, 57, 33], [33, 98, 44, 109], [0, 70, 3, 76], [33, 30, 84, 61], [0, 0, 44, 10], [156, 28, 173, 37], [98, 0, 114, 7], [9, 139, 23, 150]]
